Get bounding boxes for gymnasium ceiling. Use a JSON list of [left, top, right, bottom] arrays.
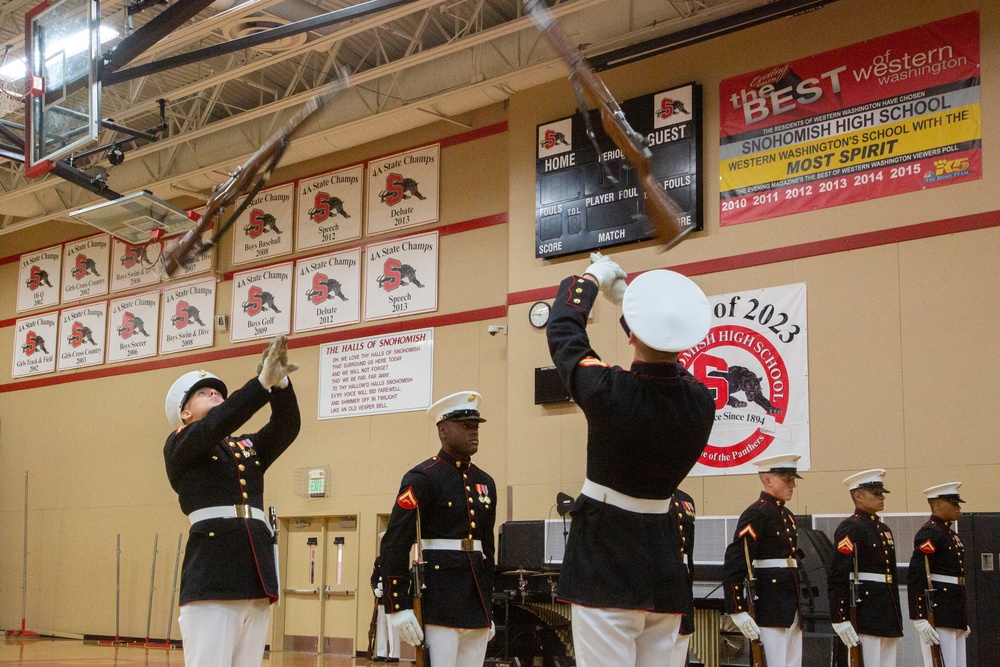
[[0, 0, 830, 237]]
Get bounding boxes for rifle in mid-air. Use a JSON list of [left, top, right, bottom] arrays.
[[523, 0, 690, 250], [742, 539, 768, 667], [163, 69, 350, 276]]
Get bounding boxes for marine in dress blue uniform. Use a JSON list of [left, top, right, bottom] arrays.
[[670, 489, 696, 667], [380, 391, 497, 667], [828, 469, 903, 667], [908, 482, 969, 667], [723, 454, 804, 667], [163, 336, 299, 667], [546, 256, 716, 667]]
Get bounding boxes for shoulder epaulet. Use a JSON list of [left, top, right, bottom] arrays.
[[578, 356, 609, 368]]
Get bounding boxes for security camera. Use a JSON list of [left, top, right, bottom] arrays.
[[487, 325, 507, 336]]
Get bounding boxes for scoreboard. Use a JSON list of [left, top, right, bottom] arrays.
[[534, 83, 703, 259]]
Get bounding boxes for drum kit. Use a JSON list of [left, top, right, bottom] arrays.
[[500, 567, 559, 603]]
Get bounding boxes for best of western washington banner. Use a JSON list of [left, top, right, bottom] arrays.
[[719, 11, 981, 225]]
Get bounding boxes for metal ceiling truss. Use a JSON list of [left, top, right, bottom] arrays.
[[0, 0, 824, 235]]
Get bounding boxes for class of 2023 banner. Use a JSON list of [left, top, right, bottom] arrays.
[[719, 11, 980, 225], [679, 283, 809, 476]]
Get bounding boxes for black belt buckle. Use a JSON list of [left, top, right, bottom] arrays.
[[461, 537, 475, 552]]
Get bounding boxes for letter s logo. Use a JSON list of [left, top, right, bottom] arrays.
[[382, 174, 405, 207], [379, 258, 402, 292], [243, 286, 264, 316]]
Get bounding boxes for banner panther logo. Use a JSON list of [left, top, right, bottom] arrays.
[[379, 174, 426, 207]]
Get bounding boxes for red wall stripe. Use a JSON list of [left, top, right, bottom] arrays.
[[1, 305, 507, 393], [507, 210, 1000, 306]]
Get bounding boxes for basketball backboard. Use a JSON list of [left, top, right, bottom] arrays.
[[69, 190, 196, 244], [25, 0, 101, 177]]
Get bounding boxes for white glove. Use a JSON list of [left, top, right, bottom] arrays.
[[966, 625, 972, 638], [584, 252, 627, 304], [389, 609, 423, 647], [373, 583, 383, 598], [257, 334, 298, 389], [488, 621, 496, 641], [729, 612, 760, 641], [832, 621, 859, 647], [913, 619, 940, 645]]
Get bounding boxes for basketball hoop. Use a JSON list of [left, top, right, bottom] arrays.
[[0, 49, 27, 119]]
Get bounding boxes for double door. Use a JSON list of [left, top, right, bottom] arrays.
[[278, 515, 360, 655]]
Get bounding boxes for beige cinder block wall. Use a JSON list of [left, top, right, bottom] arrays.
[[2, 0, 999, 646]]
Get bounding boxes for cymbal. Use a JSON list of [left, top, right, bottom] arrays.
[[530, 571, 558, 577], [500, 568, 540, 575]]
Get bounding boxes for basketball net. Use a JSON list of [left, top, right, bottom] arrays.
[[0, 48, 27, 119]]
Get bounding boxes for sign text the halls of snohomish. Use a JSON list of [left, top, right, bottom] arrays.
[[534, 83, 703, 259]]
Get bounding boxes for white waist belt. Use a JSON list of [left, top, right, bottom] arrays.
[[856, 572, 893, 584], [189, 504, 271, 535], [421, 538, 483, 552], [753, 558, 797, 569], [581, 479, 672, 514], [931, 574, 964, 585]]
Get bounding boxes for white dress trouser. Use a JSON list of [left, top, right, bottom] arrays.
[[859, 634, 900, 667], [758, 611, 803, 667], [921, 628, 966, 667], [375, 605, 400, 658], [670, 632, 691, 667], [178, 598, 270, 667], [424, 624, 490, 667], [571, 604, 682, 667]]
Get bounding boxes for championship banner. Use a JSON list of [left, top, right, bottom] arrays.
[[160, 279, 216, 354], [293, 248, 361, 333], [364, 231, 438, 321], [110, 238, 160, 293], [678, 283, 809, 476], [365, 144, 440, 235], [11, 312, 58, 378], [17, 245, 62, 313], [719, 11, 981, 225], [231, 263, 293, 342], [232, 183, 294, 265], [318, 328, 434, 419], [61, 234, 110, 303], [57, 301, 108, 371], [535, 83, 703, 258], [296, 164, 364, 250], [106, 292, 160, 363]]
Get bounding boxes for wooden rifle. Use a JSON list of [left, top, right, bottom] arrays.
[[162, 69, 351, 276], [742, 539, 768, 667], [523, 0, 691, 250], [924, 555, 947, 667], [366, 590, 379, 662], [412, 511, 432, 667], [849, 551, 865, 667]]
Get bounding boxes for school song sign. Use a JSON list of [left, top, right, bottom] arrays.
[[719, 12, 981, 225], [679, 283, 809, 476]]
